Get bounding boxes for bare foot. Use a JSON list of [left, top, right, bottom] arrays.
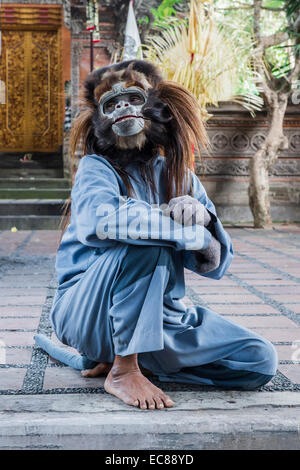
[[104, 366, 174, 410], [81, 362, 112, 378]]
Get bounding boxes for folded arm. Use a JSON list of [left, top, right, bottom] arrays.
[[183, 171, 234, 280], [71, 155, 213, 253]]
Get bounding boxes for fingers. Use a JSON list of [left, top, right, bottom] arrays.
[[169, 195, 193, 207], [171, 202, 185, 224], [194, 205, 205, 225], [170, 201, 203, 226], [182, 204, 193, 226]]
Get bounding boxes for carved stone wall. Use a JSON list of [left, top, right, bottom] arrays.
[[197, 103, 300, 223]]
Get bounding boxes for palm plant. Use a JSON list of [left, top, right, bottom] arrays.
[[144, 0, 264, 120]]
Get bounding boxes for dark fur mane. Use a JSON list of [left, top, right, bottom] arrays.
[[61, 60, 208, 239]]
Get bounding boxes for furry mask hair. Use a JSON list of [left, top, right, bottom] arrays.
[[70, 59, 208, 201]]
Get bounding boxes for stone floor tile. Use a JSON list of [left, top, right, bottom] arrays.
[[43, 367, 105, 389], [0, 368, 26, 390]]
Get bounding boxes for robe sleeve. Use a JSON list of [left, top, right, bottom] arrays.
[[183, 170, 234, 280], [71, 155, 213, 252]]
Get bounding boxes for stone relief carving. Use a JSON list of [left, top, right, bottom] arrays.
[[231, 133, 249, 151], [211, 133, 229, 150], [204, 128, 300, 159], [196, 158, 300, 176], [250, 133, 266, 150], [268, 160, 300, 176], [290, 133, 300, 153]]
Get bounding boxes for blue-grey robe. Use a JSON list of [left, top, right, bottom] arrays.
[[36, 154, 278, 390]]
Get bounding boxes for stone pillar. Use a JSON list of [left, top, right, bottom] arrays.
[[71, 41, 83, 120]]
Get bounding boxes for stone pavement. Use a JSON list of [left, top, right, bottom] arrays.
[[0, 225, 300, 449]]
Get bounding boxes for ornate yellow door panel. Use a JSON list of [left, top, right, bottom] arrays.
[[0, 31, 26, 151], [0, 15, 62, 153]]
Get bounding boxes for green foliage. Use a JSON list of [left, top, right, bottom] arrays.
[[145, 9, 264, 116], [151, 0, 184, 29], [147, 1, 298, 106], [263, 0, 284, 8], [138, 16, 150, 25], [213, 0, 299, 90], [284, 0, 300, 17], [264, 0, 300, 78]]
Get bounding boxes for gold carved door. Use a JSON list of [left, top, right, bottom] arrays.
[[0, 7, 63, 153]]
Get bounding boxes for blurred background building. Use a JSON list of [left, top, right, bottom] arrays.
[[0, 0, 299, 229]]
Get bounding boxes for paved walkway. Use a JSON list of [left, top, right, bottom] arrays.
[[0, 224, 300, 449]]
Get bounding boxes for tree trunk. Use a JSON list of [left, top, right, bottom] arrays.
[[248, 149, 272, 228], [248, 94, 288, 228]]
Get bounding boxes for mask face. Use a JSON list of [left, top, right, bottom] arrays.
[[99, 82, 148, 137]]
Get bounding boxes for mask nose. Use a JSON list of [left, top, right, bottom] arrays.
[[115, 100, 129, 109]]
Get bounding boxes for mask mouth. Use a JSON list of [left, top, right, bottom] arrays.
[[114, 115, 143, 124]]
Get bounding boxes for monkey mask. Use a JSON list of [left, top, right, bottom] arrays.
[[99, 81, 148, 137], [72, 60, 208, 199]]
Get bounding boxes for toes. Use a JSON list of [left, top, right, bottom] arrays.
[[161, 394, 174, 408], [138, 399, 147, 410], [126, 399, 139, 408], [81, 369, 92, 377], [81, 363, 109, 378], [153, 395, 164, 410], [146, 398, 156, 410]]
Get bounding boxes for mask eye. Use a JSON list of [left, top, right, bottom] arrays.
[[129, 94, 144, 105], [103, 99, 116, 114]]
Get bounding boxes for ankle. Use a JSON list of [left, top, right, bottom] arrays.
[[110, 364, 140, 378], [110, 354, 140, 378]]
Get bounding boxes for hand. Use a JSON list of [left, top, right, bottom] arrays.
[[195, 235, 221, 273], [166, 195, 211, 227]]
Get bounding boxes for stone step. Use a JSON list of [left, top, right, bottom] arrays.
[[1, 169, 63, 178], [0, 188, 71, 199], [0, 215, 63, 230], [0, 199, 66, 216], [0, 152, 63, 178], [0, 392, 300, 450], [0, 178, 71, 189], [0, 199, 67, 229]]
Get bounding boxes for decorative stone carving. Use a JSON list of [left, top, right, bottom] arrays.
[[250, 133, 266, 150], [231, 133, 250, 151], [196, 160, 250, 176], [211, 133, 229, 150], [269, 159, 300, 176], [290, 133, 300, 153], [202, 128, 300, 159], [196, 158, 300, 176]]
